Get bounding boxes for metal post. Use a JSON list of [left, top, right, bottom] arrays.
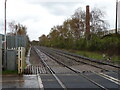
[[4, 0, 7, 69], [15, 25, 18, 49], [115, 0, 118, 34], [118, 1, 120, 29]]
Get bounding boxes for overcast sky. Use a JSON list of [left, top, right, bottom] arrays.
[[0, 0, 119, 41]]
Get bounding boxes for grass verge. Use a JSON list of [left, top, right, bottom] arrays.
[[2, 70, 18, 75], [66, 49, 120, 64]]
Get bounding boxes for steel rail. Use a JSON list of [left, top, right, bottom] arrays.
[[45, 48, 109, 72], [37, 47, 108, 90], [40, 47, 119, 73], [34, 47, 67, 90], [39, 47, 120, 85], [49, 47, 120, 68]]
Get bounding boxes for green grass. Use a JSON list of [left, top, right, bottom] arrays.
[[67, 49, 120, 64], [112, 56, 120, 64], [77, 51, 103, 60], [2, 70, 18, 75], [68, 50, 103, 60]]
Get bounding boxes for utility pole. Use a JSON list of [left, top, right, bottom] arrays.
[[4, 0, 7, 47], [15, 25, 18, 49], [115, 0, 118, 34], [4, 0, 7, 69], [118, 1, 120, 29]]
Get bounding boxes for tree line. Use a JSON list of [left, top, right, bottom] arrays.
[[39, 7, 120, 56]]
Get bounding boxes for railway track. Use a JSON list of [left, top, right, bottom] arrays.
[[35, 48, 67, 89], [28, 46, 120, 89], [51, 47, 120, 68], [39, 47, 119, 73], [38, 46, 120, 82]]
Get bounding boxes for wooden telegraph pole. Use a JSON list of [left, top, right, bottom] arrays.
[[4, 0, 7, 69]]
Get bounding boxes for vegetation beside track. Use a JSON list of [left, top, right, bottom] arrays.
[[66, 49, 120, 64], [35, 6, 120, 64], [2, 70, 18, 75], [38, 34, 120, 64]]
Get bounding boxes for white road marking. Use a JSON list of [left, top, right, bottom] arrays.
[[99, 72, 120, 85], [35, 48, 67, 89], [93, 72, 120, 85], [37, 74, 44, 90]]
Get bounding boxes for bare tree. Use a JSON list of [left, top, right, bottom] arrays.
[[72, 7, 109, 37], [8, 21, 27, 35]]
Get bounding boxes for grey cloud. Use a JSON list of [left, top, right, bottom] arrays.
[[39, 2, 82, 16], [24, 0, 84, 16], [18, 16, 40, 22], [24, 0, 83, 4]]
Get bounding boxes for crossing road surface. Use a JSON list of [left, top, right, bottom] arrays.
[[2, 46, 120, 90]]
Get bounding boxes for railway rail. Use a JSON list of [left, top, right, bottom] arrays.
[[38, 46, 120, 82], [51, 47, 120, 68], [35, 48, 67, 89], [34, 47, 108, 89], [26, 46, 120, 89], [39, 47, 119, 73]]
